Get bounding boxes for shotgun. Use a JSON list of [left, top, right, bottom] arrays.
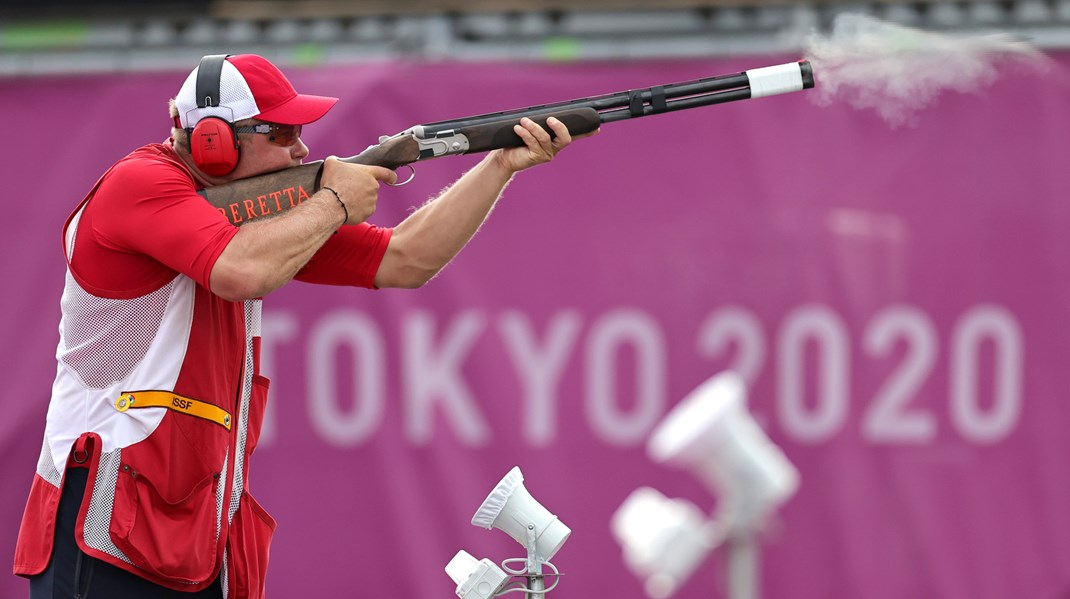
[[201, 61, 814, 226]]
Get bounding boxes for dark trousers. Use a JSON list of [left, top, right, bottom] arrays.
[[29, 467, 224, 599]]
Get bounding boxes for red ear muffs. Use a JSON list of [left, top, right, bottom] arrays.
[[190, 117, 240, 176]]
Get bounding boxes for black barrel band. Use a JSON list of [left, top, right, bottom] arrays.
[[650, 86, 667, 113], [628, 90, 644, 118]]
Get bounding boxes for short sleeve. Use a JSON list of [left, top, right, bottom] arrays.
[[70, 148, 238, 297], [295, 223, 392, 288]]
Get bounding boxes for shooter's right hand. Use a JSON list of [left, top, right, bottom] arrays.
[[321, 157, 399, 225]]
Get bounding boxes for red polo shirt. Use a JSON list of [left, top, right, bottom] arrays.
[[70, 141, 390, 298]]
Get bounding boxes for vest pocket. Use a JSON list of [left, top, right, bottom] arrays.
[[110, 465, 220, 584], [245, 374, 270, 456], [227, 491, 277, 599]]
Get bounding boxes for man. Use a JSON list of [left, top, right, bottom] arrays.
[[13, 53, 589, 599]]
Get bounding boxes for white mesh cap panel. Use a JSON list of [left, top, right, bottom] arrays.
[[59, 275, 177, 390], [176, 60, 261, 129]]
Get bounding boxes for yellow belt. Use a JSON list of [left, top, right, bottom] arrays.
[[115, 391, 232, 431]]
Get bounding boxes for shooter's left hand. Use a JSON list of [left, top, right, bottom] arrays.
[[493, 116, 599, 173]]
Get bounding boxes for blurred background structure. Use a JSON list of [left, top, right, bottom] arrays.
[[4, 0, 1070, 74]]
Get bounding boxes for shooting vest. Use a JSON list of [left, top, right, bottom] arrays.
[[13, 171, 274, 599]]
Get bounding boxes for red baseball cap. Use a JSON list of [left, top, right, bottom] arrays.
[[176, 54, 338, 129]]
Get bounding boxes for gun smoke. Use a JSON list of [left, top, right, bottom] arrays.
[[803, 14, 1052, 127]]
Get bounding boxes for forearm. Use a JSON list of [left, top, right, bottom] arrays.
[[210, 190, 346, 300], [376, 152, 515, 287], [374, 116, 581, 289]]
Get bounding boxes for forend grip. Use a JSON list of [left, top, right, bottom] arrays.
[[462, 107, 601, 154]]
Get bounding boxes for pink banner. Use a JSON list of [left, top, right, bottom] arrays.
[[3, 54, 1070, 598]]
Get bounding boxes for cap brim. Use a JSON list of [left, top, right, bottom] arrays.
[[255, 93, 338, 125]]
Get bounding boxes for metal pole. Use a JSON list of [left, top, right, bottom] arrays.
[[525, 524, 545, 599], [725, 533, 759, 599], [526, 564, 545, 599]]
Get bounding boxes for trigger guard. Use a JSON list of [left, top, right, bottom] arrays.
[[385, 164, 416, 187]]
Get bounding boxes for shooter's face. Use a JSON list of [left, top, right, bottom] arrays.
[[227, 122, 310, 181]]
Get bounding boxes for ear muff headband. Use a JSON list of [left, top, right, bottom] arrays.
[[189, 54, 240, 176], [195, 54, 227, 110]]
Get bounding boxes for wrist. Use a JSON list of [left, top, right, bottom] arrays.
[[321, 186, 347, 228], [487, 150, 520, 179]]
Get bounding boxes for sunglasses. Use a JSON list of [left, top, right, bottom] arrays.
[[233, 122, 303, 147]]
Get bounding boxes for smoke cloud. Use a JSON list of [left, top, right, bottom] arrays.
[[803, 14, 1053, 127]]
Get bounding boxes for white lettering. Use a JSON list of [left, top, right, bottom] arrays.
[[696, 305, 766, 386], [862, 306, 938, 443], [584, 309, 666, 446], [950, 305, 1022, 443], [307, 310, 385, 447], [497, 310, 582, 446], [403, 310, 489, 446], [256, 303, 1024, 449], [777, 305, 849, 444]]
